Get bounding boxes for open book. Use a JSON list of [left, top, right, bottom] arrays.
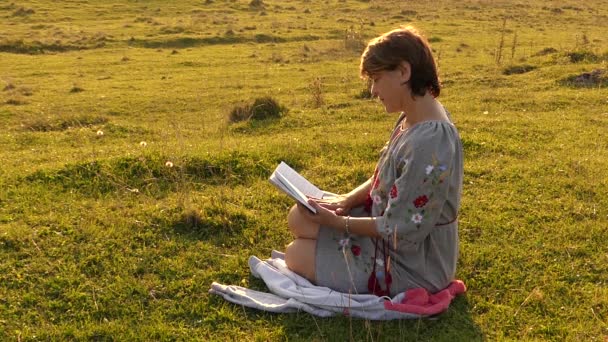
[[269, 162, 326, 213]]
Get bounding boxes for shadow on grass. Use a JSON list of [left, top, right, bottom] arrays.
[[0, 39, 105, 55], [160, 205, 251, 247], [129, 34, 320, 49], [22, 151, 276, 198]]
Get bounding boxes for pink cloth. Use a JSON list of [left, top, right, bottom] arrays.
[[383, 280, 466, 315]]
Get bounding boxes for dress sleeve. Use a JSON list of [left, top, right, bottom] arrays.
[[375, 130, 455, 247]]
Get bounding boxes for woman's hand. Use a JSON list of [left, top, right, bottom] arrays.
[[314, 195, 353, 216], [296, 200, 344, 230]]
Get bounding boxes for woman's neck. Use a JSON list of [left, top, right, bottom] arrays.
[[401, 93, 447, 128]]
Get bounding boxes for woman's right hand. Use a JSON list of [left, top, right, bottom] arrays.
[[314, 195, 353, 216]]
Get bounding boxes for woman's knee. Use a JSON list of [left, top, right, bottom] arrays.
[[287, 205, 319, 239], [285, 239, 316, 282]]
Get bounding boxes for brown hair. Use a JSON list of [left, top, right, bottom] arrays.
[[360, 26, 440, 98]]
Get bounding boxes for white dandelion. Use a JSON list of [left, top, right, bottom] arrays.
[[96, 130, 104, 136], [165, 161, 174, 168], [139, 141, 147, 147]]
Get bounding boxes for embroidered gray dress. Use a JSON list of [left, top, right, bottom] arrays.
[[315, 115, 463, 296]]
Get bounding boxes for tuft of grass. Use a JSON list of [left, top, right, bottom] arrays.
[[22, 114, 108, 132], [559, 69, 607, 87], [5, 97, 27, 105], [159, 26, 186, 35], [0, 35, 106, 54], [2, 82, 16, 91], [494, 18, 507, 65], [503, 64, 537, 75], [249, 0, 265, 9], [343, 24, 366, 52], [228, 96, 287, 123], [565, 50, 604, 63], [69, 85, 85, 93], [11, 7, 35, 17], [308, 77, 325, 108], [354, 79, 373, 99], [534, 47, 558, 56]]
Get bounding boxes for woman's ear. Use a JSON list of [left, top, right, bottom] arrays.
[[399, 61, 411, 84]]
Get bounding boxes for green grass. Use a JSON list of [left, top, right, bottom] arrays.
[[1, 0, 608, 340]]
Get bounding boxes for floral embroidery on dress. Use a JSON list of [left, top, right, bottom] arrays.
[[389, 185, 398, 199], [413, 195, 429, 208], [332, 235, 367, 260], [338, 237, 350, 249], [411, 213, 424, 224], [399, 157, 450, 229]]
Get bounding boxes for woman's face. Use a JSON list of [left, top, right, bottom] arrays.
[[369, 63, 410, 113]]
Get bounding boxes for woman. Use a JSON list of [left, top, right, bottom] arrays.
[[285, 26, 463, 296]]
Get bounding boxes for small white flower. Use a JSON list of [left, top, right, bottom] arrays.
[[338, 238, 350, 247], [372, 194, 382, 204], [411, 213, 423, 224], [425, 165, 434, 175], [139, 141, 147, 147], [375, 258, 384, 267], [96, 130, 104, 136], [483, 110, 489, 115], [165, 161, 174, 168]]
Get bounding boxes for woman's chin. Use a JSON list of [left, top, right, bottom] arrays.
[[385, 107, 399, 114]]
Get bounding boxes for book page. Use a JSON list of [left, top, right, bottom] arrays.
[[275, 162, 324, 199], [273, 171, 317, 213]]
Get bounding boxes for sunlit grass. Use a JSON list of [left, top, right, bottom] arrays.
[[1, 0, 607, 340]]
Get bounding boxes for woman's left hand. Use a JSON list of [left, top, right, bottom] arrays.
[[297, 199, 343, 230]]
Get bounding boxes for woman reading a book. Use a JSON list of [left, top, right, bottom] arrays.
[[284, 26, 464, 296]]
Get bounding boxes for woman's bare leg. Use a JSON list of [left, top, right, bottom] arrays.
[[287, 205, 319, 239], [285, 205, 320, 282], [285, 238, 317, 282]]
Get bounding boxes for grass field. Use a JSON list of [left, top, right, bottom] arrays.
[[1, 0, 607, 340]]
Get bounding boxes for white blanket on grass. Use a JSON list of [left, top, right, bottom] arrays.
[[209, 251, 464, 320]]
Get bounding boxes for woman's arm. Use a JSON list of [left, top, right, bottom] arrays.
[[300, 200, 381, 238], [344, 177, 373, 207], [315, 177, 373, 215]]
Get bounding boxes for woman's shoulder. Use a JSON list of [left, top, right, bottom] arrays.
[[391, 120, 461, 159], [405, 120, 459, 142]]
